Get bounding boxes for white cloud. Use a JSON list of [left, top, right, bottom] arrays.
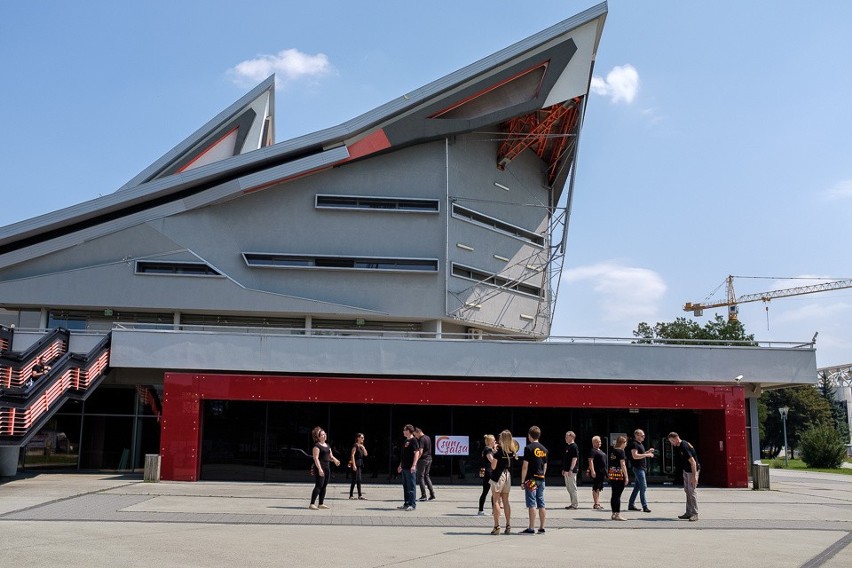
[[590, 64, 639, 104], [563, 262, 666, 322], [822, 179, 852, 200], [229, 49, 333, 87]]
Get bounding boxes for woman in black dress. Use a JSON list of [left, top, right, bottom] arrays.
[[608, 435, 629, 520], [349, 433, 368, 500], [309, 426, 340, 510], [588, 435, 607, 510], [477, 434, 496, 515]]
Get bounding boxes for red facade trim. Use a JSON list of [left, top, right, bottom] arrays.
[[161, 373, 747, 487]]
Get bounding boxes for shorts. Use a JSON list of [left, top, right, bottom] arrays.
[[591, 474, 605, 491], [524, 478, 546, 509], [490, 471, 511, 495]]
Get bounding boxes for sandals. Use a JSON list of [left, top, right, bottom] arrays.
[[593, 504, 604, 510], [504, 525, 511, 535], [358, 496, 367, 500], [491, 526, 501, 535]]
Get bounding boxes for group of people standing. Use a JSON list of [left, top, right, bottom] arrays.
[[480, 426, 549, 535], [307, 424, 701, 525], [582, 429, 699, 522]]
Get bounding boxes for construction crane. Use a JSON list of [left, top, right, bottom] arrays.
[[684, 275, 852, 321]]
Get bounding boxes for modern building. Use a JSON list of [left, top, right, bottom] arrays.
[[0, 2, 816, 486]]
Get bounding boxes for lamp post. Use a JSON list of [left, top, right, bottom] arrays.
[[778, 406, 790, 467]]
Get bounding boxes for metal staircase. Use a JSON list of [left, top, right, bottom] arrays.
[[0, 327, 111, 452]]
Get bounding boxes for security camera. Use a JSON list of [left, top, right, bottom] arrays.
[[735, 375, 743, 383]]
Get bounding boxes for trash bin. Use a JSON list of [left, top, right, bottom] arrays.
[[751, 463, 770, 490], [144, 454, 161, 483]]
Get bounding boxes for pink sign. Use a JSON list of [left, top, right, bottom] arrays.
[[434, 435, 470, 456]]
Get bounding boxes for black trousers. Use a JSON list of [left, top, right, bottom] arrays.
[[311, 465, 330, 504], [478, 474, 492, 512], [349, 465, 363, 497], [610, 479, 625, 513]]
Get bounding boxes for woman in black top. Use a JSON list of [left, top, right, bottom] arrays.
[[486, 430, 517, 534], [349, 433, 368, 500], [309, 426, 340, 510], [608, 435, 630, 520], [588, 435, 607, 510], [477, 434, 496, 515]]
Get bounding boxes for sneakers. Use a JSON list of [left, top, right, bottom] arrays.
[[358, 496, 367, 500], [308, 504, 318, 510], [418, 496, 428, 501], [688, 515, 698, 522], [477, 511, 486, 516], [349, 496, 357, 500], [628, 506, 641, 511], [565, 505, 578, 510], [643, 508, 652, 513], [537, 528, 546, 534], [397, 505, 407, 510], [404, 506, 414, 511], [521, 528, 536, 534], [678, 513, 691, 519], [428, 496, 436, 501], [612, 514, 627, 521], [317, 504, 329, 509]]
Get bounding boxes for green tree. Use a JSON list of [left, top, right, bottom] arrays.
[[633, 315, 755, 345], [760, 386, 834, 458], [817, 371, 850, 441], [799, 424, 847, 468]]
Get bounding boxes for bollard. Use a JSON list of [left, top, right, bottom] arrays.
[[751, 463, 770, 490], [144, 454, 161, 483]]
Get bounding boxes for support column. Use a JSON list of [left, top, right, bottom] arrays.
[[747, 395, 761, 464], [0, 446, 20, 477]]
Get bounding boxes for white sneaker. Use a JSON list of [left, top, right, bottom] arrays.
[[308, 504, 318, 510], [477, 511, 486, 516], [317, 504, 330, 509]]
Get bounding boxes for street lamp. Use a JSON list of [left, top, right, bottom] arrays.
[[778, 406, 790, 467]]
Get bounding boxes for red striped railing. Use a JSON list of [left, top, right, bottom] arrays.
[[0, 339, 67, 389], [0, 334, 110, 440]]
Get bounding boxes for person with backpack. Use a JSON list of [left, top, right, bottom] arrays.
[[668, 432, 699, 521]]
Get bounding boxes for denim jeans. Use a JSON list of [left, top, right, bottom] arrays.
[[402, 469, 417, 508], [628, 467, 647, 509], [524, 479, 546, 509]]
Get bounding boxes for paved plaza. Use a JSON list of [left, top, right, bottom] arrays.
[[1, 468, 850, 567]]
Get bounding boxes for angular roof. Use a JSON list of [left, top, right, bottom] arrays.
[[0, 2, 607, 270]]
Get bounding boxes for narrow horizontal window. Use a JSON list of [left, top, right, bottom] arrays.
[[316, 195, 440, 212], [244, 253, 438, 273], [452, 263, 543, 298], [451, 204, 544, 246], [135, 261, 221, 277]]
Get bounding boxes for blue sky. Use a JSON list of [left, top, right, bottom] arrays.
[[1, 1, 850, 368]]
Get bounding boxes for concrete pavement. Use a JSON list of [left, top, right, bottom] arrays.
[[1, 468, 850, 567]]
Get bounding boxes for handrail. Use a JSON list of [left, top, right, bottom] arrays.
[[0, 333, 110, 445], [109, 322, 814, 349], [0, 328, 70, 389]]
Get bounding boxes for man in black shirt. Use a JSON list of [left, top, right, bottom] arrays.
[[668, 432, 699, 521], [414, 427, 436, 501], [561, 430, 580, 509], [627, 429, 655, 513], [397, 424, 421, 511], [520, 425, 548, 534], [28, 356, 51, 388]]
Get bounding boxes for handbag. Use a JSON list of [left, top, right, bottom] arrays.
[[607, 466, 623, 481], [479, 467, 486, 478]]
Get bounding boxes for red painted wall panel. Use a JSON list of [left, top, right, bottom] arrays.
[[160, 372, 748, 486]]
